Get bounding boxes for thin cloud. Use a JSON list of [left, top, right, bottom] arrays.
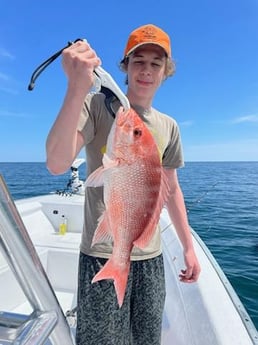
[[0, 48, 17, 94], [0, 109, 29, 118], [0, 47, 15, 60], [0, 72, 11, 82], [232, 114, 258, 124], [0, 85, 18, 95], [184, 138, 258, 161], [180, 120, 194, 127], [0, 72, 19, 94]]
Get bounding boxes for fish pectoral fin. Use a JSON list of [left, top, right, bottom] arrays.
[[85, 166, 104, 187], [85, 155, 120, 188], [103, 153, 120, 169], [91, 212, 113, 246]]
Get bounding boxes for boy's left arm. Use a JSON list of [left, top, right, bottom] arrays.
[[164, 168, 201, 283]]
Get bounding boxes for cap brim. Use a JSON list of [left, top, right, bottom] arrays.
[[126, 42, 169, 57]]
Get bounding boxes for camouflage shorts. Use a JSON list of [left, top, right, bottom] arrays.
[[76, 252, 166, 345]]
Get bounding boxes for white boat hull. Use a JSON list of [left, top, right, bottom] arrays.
[[0, 193, 257, 344]]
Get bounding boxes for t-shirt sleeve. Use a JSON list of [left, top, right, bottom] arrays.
[[77, 93, 101, 145], [162, 119, 184, 169]]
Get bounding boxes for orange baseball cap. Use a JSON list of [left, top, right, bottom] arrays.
[[124, 24, 172, 58]]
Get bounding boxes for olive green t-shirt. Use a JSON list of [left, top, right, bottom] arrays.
[[78, 92, 184, 260]]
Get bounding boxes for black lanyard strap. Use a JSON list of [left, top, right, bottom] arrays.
[[28, 38, 83, 91]]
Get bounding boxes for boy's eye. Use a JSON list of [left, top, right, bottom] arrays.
[[133, 60, 162, 68]]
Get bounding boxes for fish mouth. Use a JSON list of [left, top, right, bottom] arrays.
[[116, 108, 130, 127]]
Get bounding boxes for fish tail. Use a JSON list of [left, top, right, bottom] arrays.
[[92, 258, 130, 308]]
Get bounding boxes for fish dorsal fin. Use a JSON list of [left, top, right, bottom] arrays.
[[133, 167, 170, 249]]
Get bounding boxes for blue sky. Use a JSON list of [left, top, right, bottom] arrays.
[[0, 0, 258, 162]]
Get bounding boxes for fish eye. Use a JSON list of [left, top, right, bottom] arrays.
[[133, 128, 142, 137]]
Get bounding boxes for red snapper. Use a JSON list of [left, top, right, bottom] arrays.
[[85, 107, 170, 307]]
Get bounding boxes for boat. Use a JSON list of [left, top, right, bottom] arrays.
[[0, 160, 257, 345]]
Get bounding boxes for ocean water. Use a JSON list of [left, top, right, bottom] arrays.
[[0, 161, 257, 329]]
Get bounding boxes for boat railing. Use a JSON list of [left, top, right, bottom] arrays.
[[0, 175, 75, 345]]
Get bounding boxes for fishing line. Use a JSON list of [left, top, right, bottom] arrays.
[[161, 181, 219, 233], [186, 181, 219, 213]]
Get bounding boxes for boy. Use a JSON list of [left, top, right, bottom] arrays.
[[46, 24, 201, 345]]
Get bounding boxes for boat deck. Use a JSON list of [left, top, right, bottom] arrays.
[[0, 194, 257, 344]]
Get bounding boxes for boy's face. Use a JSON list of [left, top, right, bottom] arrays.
[[127, 44, 167, 99]]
